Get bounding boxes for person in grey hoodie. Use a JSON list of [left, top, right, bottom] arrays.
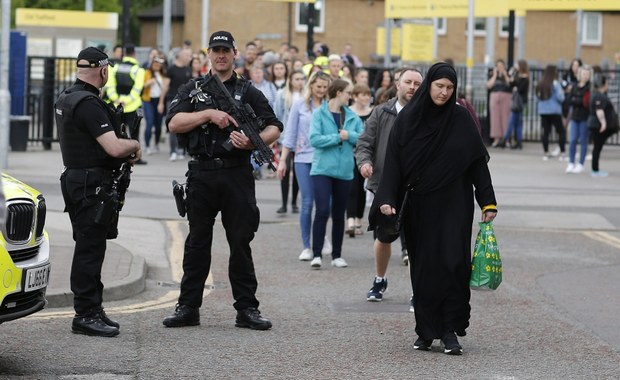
[[355, 67, 423, 304]]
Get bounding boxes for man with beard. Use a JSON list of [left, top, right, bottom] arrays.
[[355, 67, 423, 306]]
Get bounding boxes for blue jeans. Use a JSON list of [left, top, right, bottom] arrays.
[[569, 120, 589, 165], [294, 163, 313, 249], [312, 175, 352, 259], [143, 97, 163, 148], [503, 111, 523, 143]]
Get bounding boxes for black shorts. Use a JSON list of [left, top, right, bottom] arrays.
[[373, 226, 400, 244]]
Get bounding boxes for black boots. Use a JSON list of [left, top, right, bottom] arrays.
[[72, 307, 119, 337], [163, 304, 200, 327], [235, 307, 272, 330], [95, 307, 120, 329], [163, 304, 272, 330]]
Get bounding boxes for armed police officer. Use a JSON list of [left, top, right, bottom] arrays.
[[56, 47, 142, 337], [163, 31, 282, 330]]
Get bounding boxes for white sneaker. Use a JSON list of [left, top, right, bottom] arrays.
[[146, 147, 153, 155], [572, 163, 584, 173], [558, 153, 566, 161], [177, 154, 186, 160], [169, 152, 178, 162], [298, 248, 313, 261], [565, 163, 575, 173], [550, 147, 560, 157], [310, 257, 322, 269], [321, 237, 332, 255], [331, 257, 348, 268], [542, 154, 550, 161]]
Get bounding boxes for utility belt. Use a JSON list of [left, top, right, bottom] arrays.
[[63, 167, 115, 186], [62, 166, 121, 238], [188, 157, 249, 170]]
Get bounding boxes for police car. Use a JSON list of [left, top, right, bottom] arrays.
[[0, 174, 50, 324]]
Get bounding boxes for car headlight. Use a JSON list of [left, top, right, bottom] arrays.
[[35, 194, 46, 239]]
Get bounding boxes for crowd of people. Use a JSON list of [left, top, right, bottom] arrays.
[[487, 57, 619, 177], [93, 37, 615, 354]]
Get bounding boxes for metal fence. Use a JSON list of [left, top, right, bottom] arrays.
[[23, 57, 620, 149], [26, 56, 75, 149]]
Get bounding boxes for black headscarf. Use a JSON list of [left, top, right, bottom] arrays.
[[391, 62, 460, 187], [368, 62, 488, 230]]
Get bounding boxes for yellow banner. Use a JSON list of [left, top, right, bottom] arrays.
[[402, 23, 435, 62], [510, 0, 620, 11], [376, 27, 402, 56], [385, 0, 525, 18], [16, 8, 118, 29], [386, 0, 467, 18]]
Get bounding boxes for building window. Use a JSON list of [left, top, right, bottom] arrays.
[[296, 0, 325, 33], [499, 17, 519, 38], [435, 17, 447, 35], [466, 17, 486, 36], [581, 12, 602, 45]]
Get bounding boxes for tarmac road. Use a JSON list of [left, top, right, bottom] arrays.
[[1, 142, 619, 379]]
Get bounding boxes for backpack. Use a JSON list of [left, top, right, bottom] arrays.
[[115, 62, 135, 95]]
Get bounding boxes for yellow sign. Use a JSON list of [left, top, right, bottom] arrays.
[[376, 27, 402, 56], [16, 8, 118, 29], [385, 0, 525, 18], [510, 0, 620, 11], [478, 0, 526, 17], [402, 23, 435, 62]]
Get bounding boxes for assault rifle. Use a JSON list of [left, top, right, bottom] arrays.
[[115, 107, 142, 210], [212, 74, 276, 172], [97, 108, 141, 238]]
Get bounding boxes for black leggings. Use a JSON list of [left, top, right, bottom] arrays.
[[591, 128, 615, 171], [541, 114, 565, 153], [280, 152, 299, 208], [347, 160, 366, 220]]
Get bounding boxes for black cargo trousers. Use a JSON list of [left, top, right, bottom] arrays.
[[178, 160, 262, 311], [60, 167, 115, 315]]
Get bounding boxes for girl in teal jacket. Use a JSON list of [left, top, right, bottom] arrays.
[[308, 79, 363, 269]]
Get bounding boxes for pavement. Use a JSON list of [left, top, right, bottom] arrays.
[[4, 139, 620, 352]]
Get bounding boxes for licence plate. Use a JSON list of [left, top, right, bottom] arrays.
[[23, 264, 51, 292]]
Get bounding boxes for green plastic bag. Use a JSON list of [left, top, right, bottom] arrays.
[[470, 221, 502, 290]]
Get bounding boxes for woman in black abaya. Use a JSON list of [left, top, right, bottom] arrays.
[[370, 62, 497, 355]]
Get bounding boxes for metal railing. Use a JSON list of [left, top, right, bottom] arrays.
[[23, 58, 620, 149]]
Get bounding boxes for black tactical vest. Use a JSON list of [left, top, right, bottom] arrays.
[[179, 75, 251, 157], [55, 84, 122, 169]]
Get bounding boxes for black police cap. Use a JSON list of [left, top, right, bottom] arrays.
[[76, 46, 114, 68]]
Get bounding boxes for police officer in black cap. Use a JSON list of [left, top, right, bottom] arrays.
[[163, 31, 282, 330], [56, 46, 142, 337]]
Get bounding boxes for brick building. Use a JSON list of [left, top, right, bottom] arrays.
[[138, 1, 620, 69]]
